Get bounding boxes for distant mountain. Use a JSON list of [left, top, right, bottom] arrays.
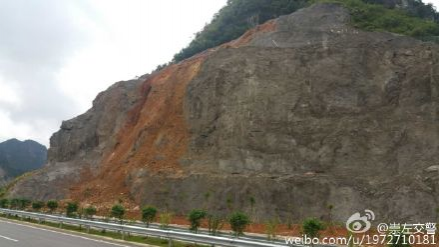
[[0, 139, 47, 185]]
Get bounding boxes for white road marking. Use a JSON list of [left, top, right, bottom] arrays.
[[0, 219, 132, 247], [0, 234, 18, 242]]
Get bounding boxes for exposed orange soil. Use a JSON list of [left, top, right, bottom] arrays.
[[68, 17, 278, 209], [68, 57, 206, 207]]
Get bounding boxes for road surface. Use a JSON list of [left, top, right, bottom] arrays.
[[0, 219, 140, 247]]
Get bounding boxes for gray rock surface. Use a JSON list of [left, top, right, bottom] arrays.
[[142, 4, 439, 222], [9, 78, 145, 199], [10, 4, 439, 223]]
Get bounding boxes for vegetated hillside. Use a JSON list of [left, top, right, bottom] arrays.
[[8, 2, 439, 223], [173, 0, 439, 62], [0, 139, 47, 185], [319, 0, 439, 38]]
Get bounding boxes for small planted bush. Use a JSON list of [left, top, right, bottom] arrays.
[[84, 206, 97, 219], [0, 199, 9, 208], [18, 198, 31, 210], [302, 218, 325, 239], [229, 212, 250, 236], [141, 206, 157, 227], [31, 201, 44, 212], [46, 200, 58, 213], [66, 202, 78, 217], [10, 198, 20, 209], [111, 204, 125, 223], [188, 209, 207, 232]]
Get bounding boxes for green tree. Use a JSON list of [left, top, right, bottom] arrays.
[[0, 199, 9, 208], [111, 204, 125, 223], [302, 218, 325, 244], [141, 206, 157, 227], [188, 209, 207, 232], [31, 201, 44, 212], [46, 200, 58, 213], [66, 202, 78, 217], [84, 206, 97, 219], [10, 198, 20, 209], [229, 212, 251, 236], [171, 0, 439, 64], [172, 0, 307, 62], [18, 198, 31, 210]]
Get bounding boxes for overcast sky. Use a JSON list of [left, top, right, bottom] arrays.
[[0, 0, 227, 146], [0, 0, 438, 147]]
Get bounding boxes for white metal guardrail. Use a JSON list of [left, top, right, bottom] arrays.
[[0, 208, 298, 247]]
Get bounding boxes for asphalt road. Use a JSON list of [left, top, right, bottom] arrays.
[[0, 219, 140, 247]]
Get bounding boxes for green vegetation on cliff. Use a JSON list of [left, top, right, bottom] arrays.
[[173, 0, 307, 62], [173, 0, 439, 62], [316, 0, 439, 38]]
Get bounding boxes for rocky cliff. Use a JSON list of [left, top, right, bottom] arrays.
[[9, 3, 439, 223], [0, 139, 47, 185]]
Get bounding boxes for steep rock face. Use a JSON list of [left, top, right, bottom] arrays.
[[9, 78, 145, 199], [0, 139, 47, 185], [10, 4, 439, 222]]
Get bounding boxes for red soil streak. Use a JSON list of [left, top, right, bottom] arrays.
[[68, 57, 206, 207], [68, 18, 279, 209]]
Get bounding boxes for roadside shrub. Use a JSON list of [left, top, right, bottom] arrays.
[[84, 206, 97, 219], [10, 198, 20, 209], [141, 206, 157, 227], [229, 212, 250, 236], [111, 204, 125, 222], [18, 198, 31, 210], [46, 200, 58, 213], [66, 202, 78, 217], [31, 201, 44, 212], [302, 218, 325, 239], [188, 209, 207, 232], [0, 199, 9, 208]]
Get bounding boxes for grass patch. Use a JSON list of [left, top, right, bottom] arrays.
[[0, 213, 205, 247]]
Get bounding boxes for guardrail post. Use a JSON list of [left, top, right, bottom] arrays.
[[87, 225, 90, 234], [168, 238, 173, 247], [59, 221, 63, 229], [122, 231, 125, 240]]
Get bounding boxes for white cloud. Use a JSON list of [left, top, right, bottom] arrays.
[[427, 0, 439, 8], [0, 76, 21, 106], [3, 0, 436, 147], [0, 0, 227, 146]]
